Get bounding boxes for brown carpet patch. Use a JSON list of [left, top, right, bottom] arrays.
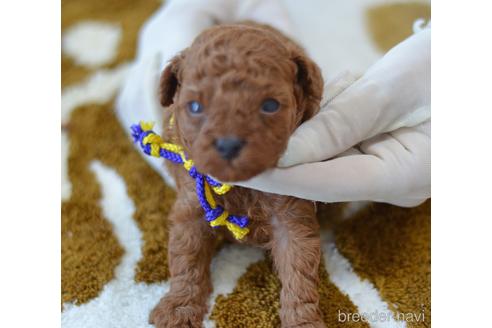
[[211, 256, 369, 328], [366, 2, 431, 52], [61, 56, 91, 87], [333, 201, 431, 327]]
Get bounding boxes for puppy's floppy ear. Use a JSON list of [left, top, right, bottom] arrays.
[[159, 53, 185, 107], [292, 52, 324, 123]]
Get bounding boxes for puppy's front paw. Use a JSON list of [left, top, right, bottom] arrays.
[[149, 296, 206, 328]]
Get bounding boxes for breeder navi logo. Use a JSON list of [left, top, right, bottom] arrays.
[[338, 305, 426, 324]]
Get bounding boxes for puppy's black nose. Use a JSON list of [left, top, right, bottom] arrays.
[[214, 137, 245, 160]]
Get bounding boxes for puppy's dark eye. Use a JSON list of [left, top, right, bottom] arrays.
[[187, 101, 203, 115], [261, 99, 280, 113]]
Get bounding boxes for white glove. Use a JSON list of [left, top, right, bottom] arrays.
[[237, 28, 431, 207]]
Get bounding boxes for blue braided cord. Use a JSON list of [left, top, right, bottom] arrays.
[[205, 176, 223, 188], [159, 148, 184, 164], [194, 174, 212, 212], [130, 124, 143, 143], [227, 215, 249, 228], [142, 144, 152, 156], [139, 130, 151, 146], [188, 166, 200, 179]]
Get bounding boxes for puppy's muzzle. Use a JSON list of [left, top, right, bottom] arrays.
[[214, 137, 245, 160]]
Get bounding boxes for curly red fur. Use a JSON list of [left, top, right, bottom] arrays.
[[150, 23, 325, 328]]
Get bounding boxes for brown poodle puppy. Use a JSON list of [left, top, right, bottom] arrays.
[[149, 23, 324, 328]]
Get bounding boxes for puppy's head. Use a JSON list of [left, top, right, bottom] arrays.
[[160, 25, 323, 182]]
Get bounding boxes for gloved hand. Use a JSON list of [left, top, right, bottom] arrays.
[[236, 28, 431, 207]]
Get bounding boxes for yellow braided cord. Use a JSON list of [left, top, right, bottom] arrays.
[[212, 184, 232, 195], [177, 152, 194, 172], [207, 205, 249, 240], [150, 143, 161, 157], [209, 211, 229, 227], [140, 121, 154, 131], [227, 224, 249, 240], [169, 114, 175, 127], [142, 133, 163, 145], [204, 183, 217, 207], [205, 182, 249, 239], [160, 142, 183, 153], [141, 133, 162, 158], [137, 121, 249, 240]]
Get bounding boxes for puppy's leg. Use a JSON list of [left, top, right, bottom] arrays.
[[150, 201, 214, 328], [271, 200, 325, 328]]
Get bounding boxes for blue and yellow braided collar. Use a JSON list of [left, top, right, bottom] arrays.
[[130, 122, 250, 240]]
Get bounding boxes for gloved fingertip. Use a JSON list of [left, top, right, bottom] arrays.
[[277, 136, 305, 167], [277, 150, 299, 167]]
